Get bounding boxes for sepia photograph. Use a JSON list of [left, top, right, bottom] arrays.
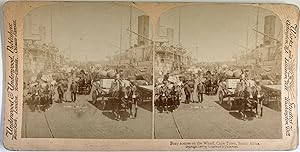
[[22, 2, 153, 139], [2, 1, 299, 151], [154, 4, 283, 139]]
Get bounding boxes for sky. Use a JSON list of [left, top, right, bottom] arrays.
[[24, 2, 147, 62], [159, 4, 282, 62], [24, 3, 282, 63]]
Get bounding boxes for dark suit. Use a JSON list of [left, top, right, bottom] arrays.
[[197, 82, 205, 102], [184, 82, 191, 104], [57, 83, 64, 103], [70, 82, 78, 102]]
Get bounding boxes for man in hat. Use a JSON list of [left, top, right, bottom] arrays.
[[183, 79, 191, 104], [163, 72, 170, 83], [62, 78, 68, 102], [57, 80, 64, 103], [70, 80, 78, 102], [197, 79, 205, 103], [111, 73, 121, 120], [129, 81, 138, 118]]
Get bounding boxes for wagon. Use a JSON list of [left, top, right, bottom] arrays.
[[91, 79, 115, 109], [218, 79, 264, 117], [136, 85, 153, 104], [218, 78, 240, 110], [261, 85, 281, 111], [76, 78, 92, 95], [204, 77, 219, 95]]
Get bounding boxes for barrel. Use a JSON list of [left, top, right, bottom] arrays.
[[225, 70, 234, 77], [98, 70, 107, 77], [107, 70, 116, 78], [221, 64, 228, 70], [233, 69, 242, 78], [127, 76, 136, 80], [260, 79, 273, 85], [136, 80, 148, 85], [220, 67, 228, 74], [135, 74, 144, 80]]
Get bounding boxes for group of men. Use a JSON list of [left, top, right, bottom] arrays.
[[156, 69, 256, 113], [156, 72, 209, 112], [56, 79, 79, 103], [109, 71, 139, 120], [236, 76, 264, 120], [24, 79, 55, 112], [183, 75, 206, 104]]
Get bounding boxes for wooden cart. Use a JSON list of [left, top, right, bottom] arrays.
[[261, 85, 281, 111]]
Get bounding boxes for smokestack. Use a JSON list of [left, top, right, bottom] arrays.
[[39, 26, 46, 43], [166, 28, 174, 44], [138, 15, 149, 46], [263, 15, 276, 45], [24, 14, 32, 38], [156, 17, 160, 37]]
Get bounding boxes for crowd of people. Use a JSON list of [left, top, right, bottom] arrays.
[[155, 65, 266, 120], [24, 69, 74, 112], [24, 63, 153, 121], [155, 71, 215, 112]]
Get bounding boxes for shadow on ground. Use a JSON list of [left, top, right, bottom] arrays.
[[229, 111, 257, 121], [88, 99, 147, 121], [102, 111, 130, 121], [214, 100, 239, 111]]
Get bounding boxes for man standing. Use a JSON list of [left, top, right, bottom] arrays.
[[70, 80, 78, 102], [111, 74, 121, 120], [197, 80, 205, 103], [62, 78, 68, 102], [184, 80, 191, 104], [192, 76, 200, 103], [57, 81, 64, 103], [163, 72, 170, 83]]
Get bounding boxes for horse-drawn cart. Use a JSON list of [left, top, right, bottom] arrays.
[[91, 79, 140, 120], [91, 79, 114, 109], [218, 78, 264, 117], [137, 85, 153, 104], [261, 85, 281, 111], [218, 78, 240, 110]]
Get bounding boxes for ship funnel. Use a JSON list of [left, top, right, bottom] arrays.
[[263, 15, 276, 45]]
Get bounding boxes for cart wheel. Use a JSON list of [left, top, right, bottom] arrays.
[[260, 106, 263, 117], [228, 98, 232, 110], [276, 100, 281, 111], [256, 102, 262, 117], [218, 91, 223, 104], [92, 90, 97, 104], [263, 92, 269, 105], [86, 85, 91, 95]]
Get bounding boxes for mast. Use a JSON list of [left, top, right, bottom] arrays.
[[50, 10, 53, 43], [129, 5, 132, 47], [255, 7, 259, 47], [245, 8, 250, 55], [119, 20, 123, 64], [178, 7, 181, 45], [49, 8, 53, 69], [246, 29, 249, 54], [129, 5, 133, 64]]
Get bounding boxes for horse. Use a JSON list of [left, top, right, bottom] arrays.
[[248, 85, 264, 118], [166, 84, 182, 112], [174, 84, 182, 108], [123, 84, 139, 118], [109, 80, 139, 120], [156, 85, 169, 112], [30, 88, 41, 111], [109, 80, 122, 120], [204, 78, 213, 95], [236, 84, 264, 120]]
